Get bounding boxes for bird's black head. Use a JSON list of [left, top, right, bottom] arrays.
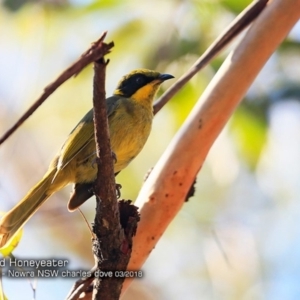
[[114, 69, 174, 100]]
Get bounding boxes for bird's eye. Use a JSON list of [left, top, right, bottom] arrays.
[[135, 76, 145, 85]]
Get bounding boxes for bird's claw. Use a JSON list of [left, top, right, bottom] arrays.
[[116, 183, 122, 198], [91, 157, 98, 169], [112, 151, 117, 163]]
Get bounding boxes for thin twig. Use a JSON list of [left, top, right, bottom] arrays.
[[153, 0, 269, 115], [211, 229, 231, 269], [66, 276, 94, 300], [77, 208, 95, 238], [0, 32, 114, 145]]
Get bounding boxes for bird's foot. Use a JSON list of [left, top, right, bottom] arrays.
[[91, 155, 98, 169], [116, 183, 122, 198], [90, 151, 117, 168], [112, 151, 117, 163]]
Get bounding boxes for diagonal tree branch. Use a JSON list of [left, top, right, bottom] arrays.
[[153, 0, 269, 115], [122, 0, 300, 296], [0, 32, 113, 146]]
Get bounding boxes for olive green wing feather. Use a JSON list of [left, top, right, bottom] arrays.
[[56, 96, 120, 170]]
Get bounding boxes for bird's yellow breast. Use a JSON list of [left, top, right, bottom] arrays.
[[61, 98, 153, 184], [109, 99, 153, 173]]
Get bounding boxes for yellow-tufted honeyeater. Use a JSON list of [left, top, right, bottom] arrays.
[[0, 69, 174, 248]]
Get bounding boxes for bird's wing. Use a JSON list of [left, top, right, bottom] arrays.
[[56, 96, 120, 170]]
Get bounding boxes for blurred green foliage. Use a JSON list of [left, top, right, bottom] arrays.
[[230, 105, 268, 169]]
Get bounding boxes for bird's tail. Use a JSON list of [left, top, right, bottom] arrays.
[[0, 168, 58, 248]]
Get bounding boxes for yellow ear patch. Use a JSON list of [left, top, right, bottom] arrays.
[[131, 80, 161, 105]]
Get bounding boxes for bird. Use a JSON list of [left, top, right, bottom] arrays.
[[0, 69, 174, 248]]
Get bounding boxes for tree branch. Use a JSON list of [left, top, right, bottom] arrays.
[[122, 0, 300, 295], [0, 32, 113, 145], [153, 0, 269, 115], [91, 60, 139, 299]]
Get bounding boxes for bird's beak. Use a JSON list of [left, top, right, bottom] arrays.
[[158, 74, 174, 81]]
